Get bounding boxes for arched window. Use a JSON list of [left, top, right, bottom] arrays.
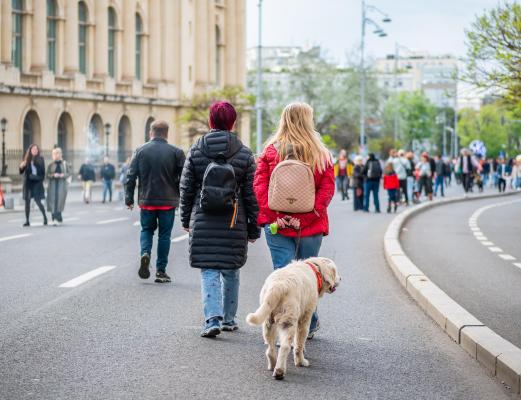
[[57, 113, 73, 155], [117, 116, 131, 162], [135, 13, 143, 81], [88, 114, 103, 161], [108, 7, 117, 78], [11, 0, 24, 70], [23, 111, 41, 153], [47, 0, 58, 73], [145, 117, 154, 142], [78, 1, 88, 74], [215, 26, 222, 86]]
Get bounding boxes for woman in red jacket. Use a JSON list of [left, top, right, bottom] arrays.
[[383, 162, 400, 213], [253, 102, 335, 339]]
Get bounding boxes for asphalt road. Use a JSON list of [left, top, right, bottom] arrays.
[[0, 190, 516, 399], [402, 194, 521, 350]]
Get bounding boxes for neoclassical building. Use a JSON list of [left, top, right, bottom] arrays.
[[0, 0, 247, 176]]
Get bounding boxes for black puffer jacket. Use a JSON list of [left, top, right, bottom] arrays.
[[180, 130, 260, 270]]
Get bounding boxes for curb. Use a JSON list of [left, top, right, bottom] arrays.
[[384, 191, 521, 395]]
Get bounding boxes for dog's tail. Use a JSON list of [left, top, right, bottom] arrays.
[[246, 286, 284, 326]]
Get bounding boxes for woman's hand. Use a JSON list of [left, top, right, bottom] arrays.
[[20, 161, 26, 168]]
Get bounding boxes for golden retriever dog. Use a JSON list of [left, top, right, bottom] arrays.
[[246, 257, 340, 380]]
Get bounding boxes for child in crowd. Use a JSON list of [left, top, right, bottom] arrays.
[[383, 162, 400, 213]]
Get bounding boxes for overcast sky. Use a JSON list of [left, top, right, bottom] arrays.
[[246, 0, 499, 64]]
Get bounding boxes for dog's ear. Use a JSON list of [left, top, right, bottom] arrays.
[[317, 259, 338, 293]]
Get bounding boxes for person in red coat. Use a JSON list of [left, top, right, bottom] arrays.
[[383, 162, 400, 213], [253, 102, 335, 339]]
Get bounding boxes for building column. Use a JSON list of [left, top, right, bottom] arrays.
[[235, 0, 246, 87], [148, 0, 161, 82], [63, 0, 79, 75], [0, 0, 12, 64], [31, 0, 47, 72], [94, 0, 108, 78], [161, 0, 175, 83], [194, 0, 209, 89], [121, 0, 136, 81]]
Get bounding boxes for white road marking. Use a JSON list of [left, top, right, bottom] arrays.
[[481, 241, 494, 246], [499, 254, 516, 261], [171, 234, 189, 243], [489, 247, 503, 253], [470, 227, 481, 232], [0, 233, 32, 243], [59, 266, 116, 288], [476, 236, 488, 241], [96, 217, 129, 225], [133, 221, 140, 226], [513, 263, 521, 270]]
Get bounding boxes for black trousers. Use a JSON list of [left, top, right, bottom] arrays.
[[25, 197, 46, 222], [462, 173, 472, 193], [498, 178, 506, 192], [399, 179, 408, 204]]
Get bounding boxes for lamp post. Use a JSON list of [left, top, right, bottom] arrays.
[[104, 123, 111, 157], [360, 0, 391, 154], [255, 0, 263, 155], [1, 118, 7, 177]]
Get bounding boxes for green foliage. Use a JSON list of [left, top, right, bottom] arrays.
[[248, 50, 383, 153], [178, 85, 254, 140], [458, 103, 521, 157], [464, 2, 521, 102]]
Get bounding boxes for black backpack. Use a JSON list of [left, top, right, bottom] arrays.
[[199, 150, 238, 215], [367, 160, 382, 179]]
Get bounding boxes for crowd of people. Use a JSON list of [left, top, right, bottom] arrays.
[[333, 148, 521, 214]]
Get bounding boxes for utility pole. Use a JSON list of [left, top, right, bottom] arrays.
[[453, 71, 458, 157], [393, 42, 398, 144], [255, 0, 263, 155], [360, 0, 366, 154]]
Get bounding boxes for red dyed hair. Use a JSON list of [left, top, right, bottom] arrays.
[[209, 101, 237, 131]]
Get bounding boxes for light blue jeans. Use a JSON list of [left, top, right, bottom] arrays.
[[200, 269, 240, 327], [263, 226, 323, 332]]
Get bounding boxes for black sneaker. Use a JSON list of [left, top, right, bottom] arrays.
[[221, 321, 239, 331], [155, 271, 171, 283], [138, 253, 150, 279], [22, 221, 30, 227]]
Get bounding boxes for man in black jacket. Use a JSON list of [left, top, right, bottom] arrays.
[[125, 121, 186, 283], [100, 156, 116, 203]]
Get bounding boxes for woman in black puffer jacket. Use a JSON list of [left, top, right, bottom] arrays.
[[180, 101, 260, 338]]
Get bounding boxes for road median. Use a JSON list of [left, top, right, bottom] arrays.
[[383, 191, 521, 395]]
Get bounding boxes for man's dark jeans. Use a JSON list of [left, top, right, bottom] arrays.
[[363, 180, 380, 212], [140, 208, 175, 272]]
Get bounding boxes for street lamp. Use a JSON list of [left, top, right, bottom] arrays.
[[104, 123, 111, 157], [1, 118, 7, 177], [255, 0, 263, 155], [360, 0, 391, 154]]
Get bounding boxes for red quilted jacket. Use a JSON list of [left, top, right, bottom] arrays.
[[253, 144, 335, 238]]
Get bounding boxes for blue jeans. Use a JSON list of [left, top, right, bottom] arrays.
[[102, 179, 112, 202], [363, 180, 380, 212], [140, 208, 175, 272], [434, 175, 445, 196], [264, 226, 323, 331], [200, 269, 240, 326]]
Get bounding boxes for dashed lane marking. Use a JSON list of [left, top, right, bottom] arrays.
[[499, 254, 516, 261], [489, 247, 503, 253], [0, 233, 32, 243], [59, 266, 116, 288], [481, 241, 494, 246], [96, 217, 129, 225], [514, 263, 521, 270], [133, 221, 140, 226], [171, 234, 189, 243]]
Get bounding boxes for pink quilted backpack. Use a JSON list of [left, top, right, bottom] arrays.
[[268, 158, 316, 213]]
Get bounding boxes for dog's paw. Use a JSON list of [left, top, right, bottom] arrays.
[[267, 362, 275, 371], [273, 368, 285, 380], [295, 358, 310, 367]]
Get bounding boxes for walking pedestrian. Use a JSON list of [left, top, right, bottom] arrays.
[[406, 152, 416, 204], [383, 162, 399, 213], [254, 102, 335, 339], [513, 155, 521, 190], [416, 153, 433, 201], [433, 155, 445, 197], [78, 159, 95, 204], [46, 147, 70, 225], [394, 149, 410, 205], [497, 158, 509, 193], [19, 144, 48, 227], [180, 101, 260, 338], [363, 153, 382, 213], [125, 120, 186, 284], [459, 149, 478, 194], [336, 149, 349, 201], [100, 157, 116, 203], [352, 155, 365, 211]]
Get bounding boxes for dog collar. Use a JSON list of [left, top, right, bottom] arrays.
[[306, 261, 323, 294]]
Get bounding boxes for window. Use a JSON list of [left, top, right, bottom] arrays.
[[47, 0, 58, 73], [78, 1, 88, 74], [215, 26, 222, 86], [11, 0, 23, 70], [145, 117, 154, 142], [108, 7, 117, 78], [135, 13, 143, 80]]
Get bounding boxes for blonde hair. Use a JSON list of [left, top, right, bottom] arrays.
[[267, 102, 331, 173]]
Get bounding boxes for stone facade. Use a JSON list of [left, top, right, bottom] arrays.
[[0, 0, 247, 176]]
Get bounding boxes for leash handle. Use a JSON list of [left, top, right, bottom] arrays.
[[294, 228, 301, 260]]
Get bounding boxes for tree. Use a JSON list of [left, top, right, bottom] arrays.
[[464, 2, 521, 102], [178, 85, 254, 142]]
